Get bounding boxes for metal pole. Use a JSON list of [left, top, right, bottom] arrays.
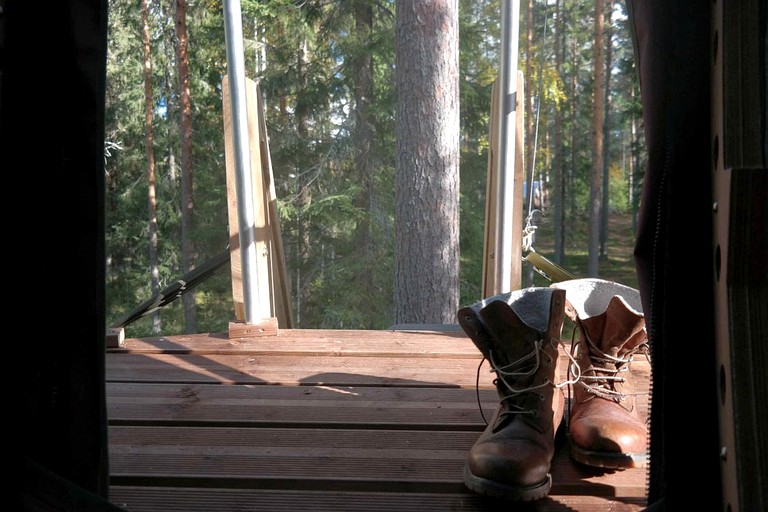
[[494, 0, 521, 293], [223, 0, 261, 323]]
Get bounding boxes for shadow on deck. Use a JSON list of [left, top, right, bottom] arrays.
[[106, 329, 649, 511]]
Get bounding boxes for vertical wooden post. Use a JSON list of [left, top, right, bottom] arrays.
[[482, 72, 524, 298], [481, 80, 499, 298], [222, 75, 293, 336]]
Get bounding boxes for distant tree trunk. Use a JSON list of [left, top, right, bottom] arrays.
[[353, 0, 375, 326], [599, 0, 613, 261], [296, 36, 311, 326], [141, 0, 161, 334], [552, 0, 565, 265], [588, 0, 605, 277], [631, 85, 641, 231], [176, 0, 197, 332], [568, 37, 577, 219], [394, 0, 460, 324]]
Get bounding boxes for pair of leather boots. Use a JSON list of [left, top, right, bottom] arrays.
[[457, 278, 649, 501]]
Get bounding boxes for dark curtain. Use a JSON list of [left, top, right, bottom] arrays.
[[2, 1, 122, 510], [627, 2, 722, 510]]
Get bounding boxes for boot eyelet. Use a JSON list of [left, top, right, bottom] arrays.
[[538, 393, 545, 401]]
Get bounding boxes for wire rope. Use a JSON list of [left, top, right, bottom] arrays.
[[527, 1, 550, 220]]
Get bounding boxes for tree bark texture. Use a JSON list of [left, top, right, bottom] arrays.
[[176, 0, 197, 332], [588, 0, 605, 277], [394, 0, 460, 324], [353, 0, 375, 320], [553, 0, 566, 265], [296, 36, 311, 326], [142, 0, 162, 334], [599, 0, 613, 261]]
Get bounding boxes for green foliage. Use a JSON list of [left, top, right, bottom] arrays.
[[459, 149, 489, 305], [105, 0, 645, 334]]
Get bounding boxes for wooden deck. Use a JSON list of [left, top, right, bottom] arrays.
[[105, 328, 650, 511]]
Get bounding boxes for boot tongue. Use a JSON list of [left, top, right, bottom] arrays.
[[478, 300, 542, 375], [457, 288, 553, 365], [581, 295, 646, 357], [457, 288, 556, 367], [550, 278, 645, 356], [476, 288, 561, 385], [551, 278, 643, 323]]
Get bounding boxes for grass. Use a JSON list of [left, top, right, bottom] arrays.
[[525, 209, 640, 290]]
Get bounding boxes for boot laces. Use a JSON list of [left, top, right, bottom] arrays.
[[481, 337, 574, 424], [571, 328, 650, 401], [473, 336, 580, 425]]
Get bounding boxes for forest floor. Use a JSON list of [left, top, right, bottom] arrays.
[[525, 208, 640, 290]]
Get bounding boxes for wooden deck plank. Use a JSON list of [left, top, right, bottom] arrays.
[[105, 351, 649, 389], [106, 382, 648, 429], [105, 353, 497, 387], [107, 383, 499, 428], [113, 329, 474, 356], [109, 487, 646, 512], [105, 329, 650, 511], [108, 426, 646, 497]]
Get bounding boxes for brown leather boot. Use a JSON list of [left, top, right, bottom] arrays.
[[457, 287, 566, 501], [551, 278, 650, 469]]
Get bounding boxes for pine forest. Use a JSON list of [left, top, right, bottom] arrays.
[[105, 0, 645, 336]]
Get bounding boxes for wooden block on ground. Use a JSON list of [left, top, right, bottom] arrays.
[[228, 317, 279, 338], [106, 327, 125, 348]]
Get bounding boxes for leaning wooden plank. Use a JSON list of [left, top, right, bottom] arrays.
[[255, 86, 294, 328], [222, 74, 274, 329], [481, 79, 499, 297], [482, 71, 525, 297]]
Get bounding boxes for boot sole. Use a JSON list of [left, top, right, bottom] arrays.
[[569, 440, 648, 469], [462, 464, 552, 501]]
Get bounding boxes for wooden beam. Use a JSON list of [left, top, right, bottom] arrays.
[[222, 75, 293, 336], [482, 72, 524, 297]]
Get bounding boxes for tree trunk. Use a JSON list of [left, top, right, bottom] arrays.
[[552, 0, 565, 265], [141, 0, 161, 334], [599, 0, 613, 261], [630, 84, 642, 232], [568, 37, 577, 220], [296, 36, 311, 326], [588, 0, 605, 277], [353, 0, 375, 326], [394, 0, 460, 324], [176, 0, 197, 333]]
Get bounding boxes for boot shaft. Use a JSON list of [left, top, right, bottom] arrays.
[[458, 288, 565, 380], [552, 279, 648, 409], [457, 288, 567, 431]]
